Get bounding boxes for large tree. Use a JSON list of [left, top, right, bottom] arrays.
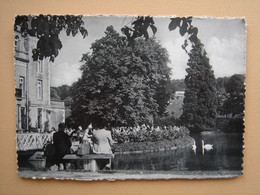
[[216, 75, 245, 118], [70, 26, 173, 128], [122, 16, 218, 131], [180, 44, 217, 131], [223, 74, 245, 117]]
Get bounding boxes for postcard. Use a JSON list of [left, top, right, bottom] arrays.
[[14, 15, 245, 180]]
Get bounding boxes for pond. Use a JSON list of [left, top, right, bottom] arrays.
[[113, 132, 243, 172]]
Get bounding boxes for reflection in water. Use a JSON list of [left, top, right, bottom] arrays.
[[114, 132, 243, 171]]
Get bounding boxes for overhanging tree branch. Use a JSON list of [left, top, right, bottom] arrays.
[[14, 15, 88, 62]]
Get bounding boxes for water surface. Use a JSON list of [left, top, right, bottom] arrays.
[[113, 132, 243, 172]]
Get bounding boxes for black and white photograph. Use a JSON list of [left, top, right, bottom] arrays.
[[14, 15, 246, 180]]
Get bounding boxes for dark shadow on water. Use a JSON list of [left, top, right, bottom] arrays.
[[114, 132, 243, 172]]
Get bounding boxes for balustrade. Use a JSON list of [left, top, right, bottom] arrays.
[[16, 133, 52, 151]]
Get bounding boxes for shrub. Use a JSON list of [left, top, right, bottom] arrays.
[[111, 126, 189, 143]]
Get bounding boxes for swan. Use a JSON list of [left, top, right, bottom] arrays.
[[202, 140, 213, 155], [192, 141, 197, 154]]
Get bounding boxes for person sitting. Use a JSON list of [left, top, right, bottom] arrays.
[[92, 125, 114, 170], [76, 125, 93, 156], [83, 124, 93, 146], [78, 126, 85, 143], [70, 126, 84, 142], [53, 123, 72, 170]]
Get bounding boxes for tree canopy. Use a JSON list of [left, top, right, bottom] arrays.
[[14, 15, 88, 62], [223, 74, 245, 117], [70, 26, 174, 128], [51, 85, 74, 107], [121, 16, 157, 44], [180, 44, 217, 131]]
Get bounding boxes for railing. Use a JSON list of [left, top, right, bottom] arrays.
[[16, 133, 52, 151]]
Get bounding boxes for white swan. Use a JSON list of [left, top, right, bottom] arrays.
[[202, 140, 213, 155], [192, 141, 197, 154]]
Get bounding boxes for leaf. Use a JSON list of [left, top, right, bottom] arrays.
[[150, 24, 157, 35], [121, 26, 131, 39], [188, 27, 198, 36], [189, 33, 198, 44], [168, 18, 181, 31], [66, 29, 71, 36], [143, 31, 149, 40], [179, 18, 188, 36], [80, 27, 88, 38], [15, 15, 88, 61], [186, 16, 193, 25], [132, 17, 143, 29], [144, 16, 154, 25]]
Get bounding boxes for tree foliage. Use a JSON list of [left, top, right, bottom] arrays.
[[215, 75, 245, 132], [122, 16, 203, 53], [121, 16, 157, 44], [70, 26, 173, 128], [171, 79, 186, 91], [168, 17, 218, 131], [51, 85, 74, 107], [50, 87, 61, 100], [216, 77, 229, 116], [122, 16, 218, 131], [14, 15, 88, 62], [180, 44, 217, 131], [169, 17, 200, 48], [216, 75, 245, 118], [223, 74, 245, 117], [55, 85, 72, 100]]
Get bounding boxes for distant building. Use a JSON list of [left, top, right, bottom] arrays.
[[14, 30, 65, 132], [174, 91, 185, 100], [167, 91, 185, 119]]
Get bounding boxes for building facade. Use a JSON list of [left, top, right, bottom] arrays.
[[14, 31, 65, 132]]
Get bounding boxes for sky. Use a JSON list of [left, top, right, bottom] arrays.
[[51, 16, 246, 87]]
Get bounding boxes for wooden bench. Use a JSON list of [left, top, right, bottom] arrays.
[[63, 154, 114, 172]]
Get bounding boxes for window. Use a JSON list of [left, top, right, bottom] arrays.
[[14, 35, 20, 51], [21, 107, 26, 130], [17, 104, 20, 129], [19, 76, 25, 97], [37, 80, 43, 99], [17, 105, 26, 130], [14, 35, 20, 57], [37, 108, 42, 129], [37, 61, 43, 73]]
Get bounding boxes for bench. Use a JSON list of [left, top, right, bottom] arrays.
[[63, 154, 114, 172]]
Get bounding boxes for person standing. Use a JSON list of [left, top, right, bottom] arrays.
[[44, 127, 56, 169], [53, 123, 72, 170]]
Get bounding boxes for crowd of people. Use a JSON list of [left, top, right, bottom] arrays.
[[45, 123, 114, 171], [44, 123, 190, 171]]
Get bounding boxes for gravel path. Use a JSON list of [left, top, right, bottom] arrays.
[[18, 170, 242, 181]]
